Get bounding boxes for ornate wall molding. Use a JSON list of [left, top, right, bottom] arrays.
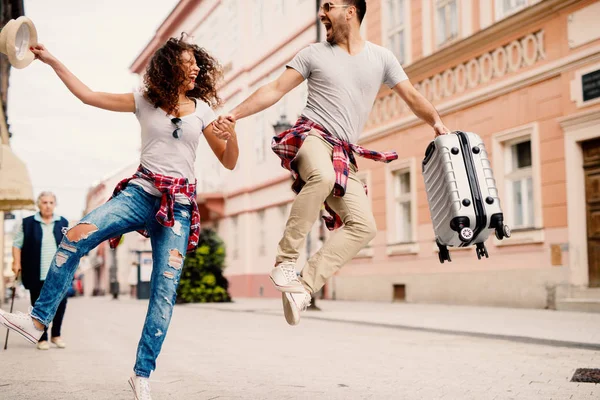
[[360, 43, 600, 145], [366, 30, 546, 129]]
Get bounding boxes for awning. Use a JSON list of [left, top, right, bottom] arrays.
[[0, 143, 35, 211]]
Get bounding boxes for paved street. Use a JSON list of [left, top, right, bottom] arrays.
[[0, 296, 599, 399]]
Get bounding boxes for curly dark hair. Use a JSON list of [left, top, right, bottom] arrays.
[[143, 33, 222, 116]]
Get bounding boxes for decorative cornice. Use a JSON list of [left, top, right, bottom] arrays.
[[404, 0, 580, 78], [558, 107, 600, 130], [366, 28, 547, 130], [360, 43, 600, 144]]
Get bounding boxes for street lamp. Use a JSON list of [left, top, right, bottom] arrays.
[[272, 114, 292, 134]]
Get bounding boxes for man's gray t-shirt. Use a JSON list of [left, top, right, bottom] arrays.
[[287, 41, 408, 144]]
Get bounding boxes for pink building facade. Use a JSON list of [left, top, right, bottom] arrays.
[[130, 0, 600, 311]]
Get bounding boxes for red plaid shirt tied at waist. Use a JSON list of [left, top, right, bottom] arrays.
[[271, 117, 398, 230], [107, 165, 201, 253]]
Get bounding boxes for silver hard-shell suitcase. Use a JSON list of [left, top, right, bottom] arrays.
[[422, 131, 511, 263]]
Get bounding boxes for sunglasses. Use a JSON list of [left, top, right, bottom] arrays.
[[321, 2, 350, 13], [171, 117, 182, 139]]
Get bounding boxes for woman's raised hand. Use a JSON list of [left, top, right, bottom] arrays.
[[30, 44, 57, 65]]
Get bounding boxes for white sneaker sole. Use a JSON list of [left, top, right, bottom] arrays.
[[269, 275, 307, 293], [282, 293, 300, 326], [0, 313, 39, 344]]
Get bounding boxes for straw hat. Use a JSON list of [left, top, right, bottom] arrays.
[[0, 16, 38, 69]]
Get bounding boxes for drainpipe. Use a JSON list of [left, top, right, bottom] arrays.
[[316, 0, 320, 43]]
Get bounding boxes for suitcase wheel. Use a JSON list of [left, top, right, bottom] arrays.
[[495, 227, 502, 240], [436, 240, 452, 264], [459, 227, 474, 242], [475, 243, 489, 260], [494, 224, 512, 240]]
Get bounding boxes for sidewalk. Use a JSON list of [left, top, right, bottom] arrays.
[[1, 296, 598, 399], [189, 298, 600, 349]]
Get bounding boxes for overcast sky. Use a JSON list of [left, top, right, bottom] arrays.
[[8, 0, 180, 222]]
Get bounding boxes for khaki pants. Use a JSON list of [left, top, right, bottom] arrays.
[[276, 133, 377, 293]]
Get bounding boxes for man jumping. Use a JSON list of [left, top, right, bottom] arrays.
[[215, 0, 450, 325]]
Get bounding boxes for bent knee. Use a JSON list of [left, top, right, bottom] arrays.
[[347, 216, 377, 241], [363, 219, 377, 242]]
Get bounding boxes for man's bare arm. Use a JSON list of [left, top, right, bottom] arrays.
[[231, 68, 305, 120], [393, 80, 450, 137]]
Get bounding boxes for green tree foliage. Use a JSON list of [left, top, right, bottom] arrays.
[[176, 228, 232, 303]]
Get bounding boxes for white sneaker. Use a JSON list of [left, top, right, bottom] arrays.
[[282, 290, 311, 326], [128, 374, 152, 400], [37, 340, 50, 350], [270, 262, 305, 293], [0, 307, 44, 344], [51, 337, 67, 349]]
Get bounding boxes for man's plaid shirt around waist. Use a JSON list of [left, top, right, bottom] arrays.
[[107, 165, 200, 253], [271, 117, 397, 230]]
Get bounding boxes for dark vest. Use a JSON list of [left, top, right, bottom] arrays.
[[21, 215, 68, 289]]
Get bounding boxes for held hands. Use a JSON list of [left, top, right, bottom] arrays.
[[433, 122, 451, 137], [30, 44, 56, 65], [213, 114, 236, 140]]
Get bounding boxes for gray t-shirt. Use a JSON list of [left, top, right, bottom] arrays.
[[130, 91, 216, 202], [287, 41, 408, 143]]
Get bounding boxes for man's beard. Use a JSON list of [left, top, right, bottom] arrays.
[[328, 24, 349, 44]]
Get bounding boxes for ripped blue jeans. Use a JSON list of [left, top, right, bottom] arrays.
[[31, 184, 191, 378]]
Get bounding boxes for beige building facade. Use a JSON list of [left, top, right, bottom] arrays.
[[130, 0, 600, 310]]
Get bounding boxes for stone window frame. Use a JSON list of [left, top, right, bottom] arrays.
[[385, 157, 420, 256], [491, 122, 545, 246]]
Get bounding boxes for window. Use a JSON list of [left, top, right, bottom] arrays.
[[257, 210, 266, 256], [223, 0, 240, 66], [495, 0, 527, 20], [384, 0, 407, 64], [492, 123, 544, 245], [253, 0, 264, 36], [505, 140, 534, 229], [274, 0, 286, 14], [231, 216, 239, 260], [255, 113, 266, 163], [394, 170, 412, 243], [385, 159, 419, 255], [436, 0, 459, 46]]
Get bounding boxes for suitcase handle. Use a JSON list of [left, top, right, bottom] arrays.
[[423, 141, 436, 166]]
